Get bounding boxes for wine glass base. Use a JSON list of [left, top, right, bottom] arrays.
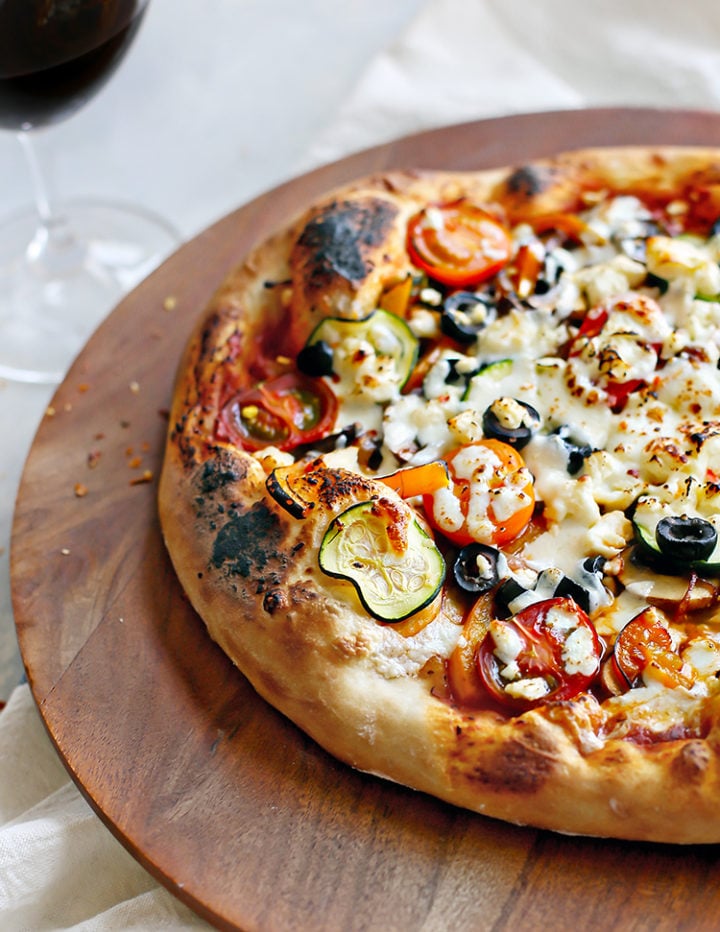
[[0, 199, 181, 384]]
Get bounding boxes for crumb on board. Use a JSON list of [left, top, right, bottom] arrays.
[[163, 295, 177, 311], [130, 470, 154, 486], [74, 483, 88, 498]]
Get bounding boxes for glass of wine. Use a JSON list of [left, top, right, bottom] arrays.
[[0, 0, 178, 383]]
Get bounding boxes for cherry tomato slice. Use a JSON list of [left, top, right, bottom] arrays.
[[476, 597, 602, 710], [407, 201, 512, 287], [423, 439, 535, 547], [613, 608, 693, 689], [217, 373, 338, 452]]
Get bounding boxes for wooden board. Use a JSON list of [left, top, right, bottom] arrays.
[[12, 108, 720, 931]]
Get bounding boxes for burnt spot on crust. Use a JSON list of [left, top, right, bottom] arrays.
[[505, 165, 552, 198], [295, 198, 399, 291], [451, 721, 558, 794], [263, 587, 289, 614], [211, 502, 285, 579], [198, 453, 244, 494], [670, 740, 711, 785]]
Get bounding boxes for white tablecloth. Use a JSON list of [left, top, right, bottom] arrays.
[[4, 0, 720, 927]]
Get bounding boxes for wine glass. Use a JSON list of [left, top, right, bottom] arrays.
[[0, 0, 179, 384]]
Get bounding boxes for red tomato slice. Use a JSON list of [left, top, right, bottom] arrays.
[[407, 201, 512, 287], [477, 597, 602, 710], [423, 439, 535, 547], [217, 373, 338, 452], [613, 608, 693, 689]]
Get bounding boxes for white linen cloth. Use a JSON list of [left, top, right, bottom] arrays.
[[4, 0, 720, 927]]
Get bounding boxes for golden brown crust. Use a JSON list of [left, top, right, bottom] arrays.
[[160, 147, 720, 843]]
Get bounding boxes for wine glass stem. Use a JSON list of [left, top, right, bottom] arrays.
[[17, 131, 85, 273]]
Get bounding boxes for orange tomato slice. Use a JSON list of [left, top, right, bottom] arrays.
[[423, 439, 535, 547]]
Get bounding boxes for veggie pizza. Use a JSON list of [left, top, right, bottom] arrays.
[[160, 148, 720, 843]]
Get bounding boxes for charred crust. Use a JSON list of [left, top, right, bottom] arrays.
[[263, 588, 289, 614], [211, 502, 286, 579], [198, 453, 245, 494], [295, 197, 399, 292], [504, 165, 554, 200]]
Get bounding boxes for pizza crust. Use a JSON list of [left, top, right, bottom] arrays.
[[160, 147, 720, 843]]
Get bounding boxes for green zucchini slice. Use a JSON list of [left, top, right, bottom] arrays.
[[461, 358, 513, 402], [319, 500, 445, 622], [306, 309, 418, 389]]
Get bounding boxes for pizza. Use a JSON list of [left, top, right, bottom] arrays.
[[159, 147, 720, 844]]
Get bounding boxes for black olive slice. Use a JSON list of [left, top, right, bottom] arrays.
[[453, 543, 501, 594], [655, 515, 718, 563], [494, 577, 528, 617], [482, 398, 540, 450], [582, 555, 607, 575], [440, 292, 495, 344], [553, 425, 595, 474], [297, 339, 334, 377], [553, 575, 592, 614]]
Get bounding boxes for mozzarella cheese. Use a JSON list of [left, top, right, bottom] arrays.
[[315, 191, 720, 712]]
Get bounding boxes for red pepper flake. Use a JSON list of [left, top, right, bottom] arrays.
[[87, 450, 102, 469], [130, 470, 153, 486], [78, 383, 90, 393], [74, 483, 89, 497], [128, 455, 142, 469], [94, 432, 105, 441]]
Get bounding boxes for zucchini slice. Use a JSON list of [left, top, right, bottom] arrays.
[[461, 358, 513, 403], [319, 500, 445, 622], [306, 309, 418, 389]]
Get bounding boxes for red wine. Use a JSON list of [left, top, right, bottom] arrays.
[[0, 0, 149, 131]]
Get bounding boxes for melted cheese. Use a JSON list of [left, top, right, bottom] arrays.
[[321, 192, 720, 721]]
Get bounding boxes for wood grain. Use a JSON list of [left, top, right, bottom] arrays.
[[12, 109, 720, 931]]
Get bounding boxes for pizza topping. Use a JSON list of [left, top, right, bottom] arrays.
[[476, 597, 603, 710], [318, 499, 445, 622], [632, 489, 720, 574], [406, 201, 513, 287], [481, 397, 541, 449], [440, 291, 496, 344], [424, 439, 535, 546], [304, 308, 419, 401], [296, 339, 334, 377], [218, 372, 338, 452], [378, 460, 450, 499], [655, 515, 718, 563], [452, 543, 504, 594], [612, 607, 694, 691]]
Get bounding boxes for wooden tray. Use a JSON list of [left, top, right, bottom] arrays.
[[12, 108, 720, 931]]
